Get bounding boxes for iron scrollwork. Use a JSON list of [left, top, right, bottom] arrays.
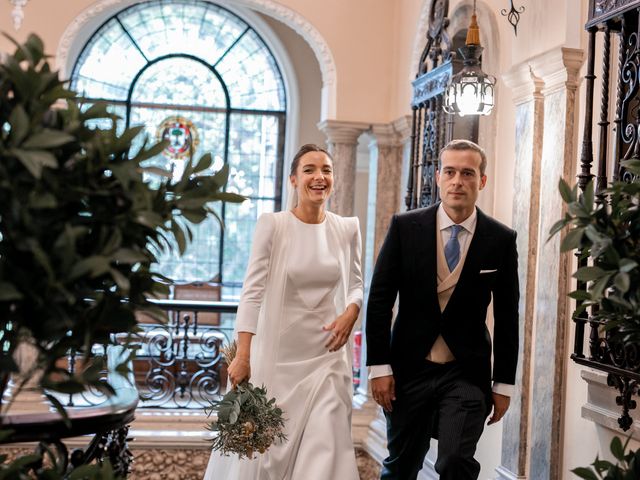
[[589, 0, 640, 25], [501, 1, 525, 36], [139, 312, 227, 408], [575, 2, 640, 431], [407, 0, 453, 211]]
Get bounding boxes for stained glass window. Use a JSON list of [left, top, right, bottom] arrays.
[[70, 0, 286, 299]]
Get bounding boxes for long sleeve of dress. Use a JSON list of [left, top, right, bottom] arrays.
[[234, 213, 275, 334], [345, 217, 364, 309]]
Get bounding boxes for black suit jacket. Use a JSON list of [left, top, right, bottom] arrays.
[[365, 204, 519, 396]]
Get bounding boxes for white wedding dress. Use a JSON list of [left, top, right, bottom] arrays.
[[204, 212, 360, 480]]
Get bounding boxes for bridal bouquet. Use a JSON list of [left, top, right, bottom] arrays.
[[205, 342, 287, 459]]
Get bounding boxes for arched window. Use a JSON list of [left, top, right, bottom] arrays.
[[70, 0, 286, 299]]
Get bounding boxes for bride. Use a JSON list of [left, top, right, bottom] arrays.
[[204, 144, 363, 480]]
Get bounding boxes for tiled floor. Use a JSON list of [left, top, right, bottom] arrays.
[[356, 448, 381, 480]]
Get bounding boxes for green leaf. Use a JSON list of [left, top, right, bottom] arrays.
[[112, 248, 147, 264], [193, 153, 213, 173], [0, 282, 23, 301], [561, 228, 584, 252], [43, 393, 71, 428], [611, 436, 625, 461], [68, 464, 103, 479], [10, 148, 58, 178], [133, 139, 169, 163], [619, 259, 638, 274], [569, 290, 591, 301], [549, 218, 569, 238], [614, 272, 630, 293], [591, 273, 613, 300], [171, 220, 187, 255], [574, 266, 606, 282], [22, 129, 75, 149], [621, 158, 640, 176], [569, 467, 599, 480], [68, 255, 111, 279], [109, 267, 131, 291], [8, 104, 29, 146], [559, 178, 575, 203]]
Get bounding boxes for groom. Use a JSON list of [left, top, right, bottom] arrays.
[[366, 139, 519, 480]]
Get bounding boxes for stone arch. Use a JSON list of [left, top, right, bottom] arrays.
[[55, 0, 337, 118]]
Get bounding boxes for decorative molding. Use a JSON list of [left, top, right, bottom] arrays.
[[530, 47, 585, 95], [502, 64, 544, 106], [392, 115, 413, 144], [317, 120, 370, 145], [370, 124, 403, 147], [412, 62, 452, 107], [581, 369, 640, 436]]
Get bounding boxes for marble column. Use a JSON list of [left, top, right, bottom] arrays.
[[370, 123, 407, 259], [318, 119, 369, 216], [497, 48, 583, 480], [527, 47, 583, 480], [361, 116, 413, 464], [497, 64, 545, 480]]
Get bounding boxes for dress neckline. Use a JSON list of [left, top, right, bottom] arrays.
[[289, 210, 327, 225]]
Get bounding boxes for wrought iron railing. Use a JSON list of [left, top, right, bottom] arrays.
[[1, 351, 138, 477], [65, 300, 238, 410], [573, 0, 640, 431]]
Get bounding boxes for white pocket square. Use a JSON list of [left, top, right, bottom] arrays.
[[479, 269, 497, 274]]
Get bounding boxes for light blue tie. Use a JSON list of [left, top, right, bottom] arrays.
[[445, 224, 462, 272]]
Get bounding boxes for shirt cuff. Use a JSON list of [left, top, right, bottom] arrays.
[[492, 382, 514, 397], [369, 364, 393, 379]]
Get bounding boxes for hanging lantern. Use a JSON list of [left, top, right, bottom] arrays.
[[443, 1, 496, 116]]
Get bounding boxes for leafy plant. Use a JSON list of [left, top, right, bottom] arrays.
[[550, 160, 640, 342], [205, 341, 286, 459], [0, 33, 244, 406], [572, 435, 640, 479]]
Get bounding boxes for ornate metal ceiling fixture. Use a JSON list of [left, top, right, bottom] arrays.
[[9, 0, 28, 30], [501, 0, 525, 36], [443, 0, 496, 116]]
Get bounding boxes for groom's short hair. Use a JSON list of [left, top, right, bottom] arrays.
[[439, 139, 487, 175]]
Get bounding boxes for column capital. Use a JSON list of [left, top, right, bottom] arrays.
[[370, 124, 401, 148], [318, 119, 370, 144], [503, 64, 544, 106], [392, 114, 413, 143], [530, 47, 584, 94]]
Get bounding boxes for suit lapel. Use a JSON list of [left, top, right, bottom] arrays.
[[413, 205, 439, 309]]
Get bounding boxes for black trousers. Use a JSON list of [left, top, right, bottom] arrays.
[[380, 361, 487, 480]]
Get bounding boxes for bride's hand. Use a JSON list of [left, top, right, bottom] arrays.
[[323, 304, 360, 352], [228, 356, 251, 388]]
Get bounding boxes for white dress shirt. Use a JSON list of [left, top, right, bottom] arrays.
[[369, 205, 514, 398]]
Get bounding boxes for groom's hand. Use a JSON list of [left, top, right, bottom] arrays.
[[371, 375, 396, 412], [487, 392, 510, 425]]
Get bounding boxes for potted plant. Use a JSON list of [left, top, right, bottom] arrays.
[[0, 34, 243, 476], [551, 160, 640, 342], [572, 435, 640, 479]]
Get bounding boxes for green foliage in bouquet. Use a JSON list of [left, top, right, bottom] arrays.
[[0, 33, 244, 408], [572, 435, 640, 479], [550, 159, 640, 343], [205, 342, 286, 459]]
